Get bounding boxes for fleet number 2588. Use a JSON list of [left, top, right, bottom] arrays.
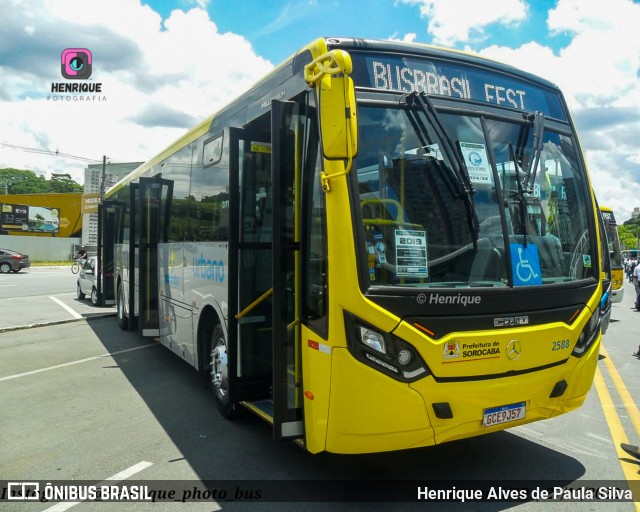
[[552, 339, 570, 351]]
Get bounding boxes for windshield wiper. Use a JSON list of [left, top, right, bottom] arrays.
[[404, 91, 479, 247], [509, 143, 530, 247], [506, 111, 544, 247], [524, 111, 544, 192]]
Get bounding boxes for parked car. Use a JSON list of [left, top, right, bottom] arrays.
[[76, 256, 101, 305], [0, 249, 31, 273]]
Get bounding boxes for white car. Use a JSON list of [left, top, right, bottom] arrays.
[[76, 257, 101, 306]]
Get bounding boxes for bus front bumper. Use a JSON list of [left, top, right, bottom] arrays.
[[324, 338, 599, 454]]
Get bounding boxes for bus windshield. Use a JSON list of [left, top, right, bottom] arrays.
[[354, 103, 595, 288], [603, 215, 623, 271]]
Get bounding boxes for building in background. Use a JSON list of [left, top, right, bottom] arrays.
[[82, 161, 142, 246]]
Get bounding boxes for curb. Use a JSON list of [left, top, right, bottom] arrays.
[[0, 313, 116, 334]]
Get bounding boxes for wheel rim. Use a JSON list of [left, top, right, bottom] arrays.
[[211, 334, 229, 401], [0, 263, 10, 273], [91, 288, 98, 305]]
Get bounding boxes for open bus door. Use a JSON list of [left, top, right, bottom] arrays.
[[271, 100, 303, 440], [97, 200, 126, 306], [138, 176, 173, 337], [228, 103, 303, 440]]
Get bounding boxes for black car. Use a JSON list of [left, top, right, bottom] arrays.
[[0, 249, 31, 273]]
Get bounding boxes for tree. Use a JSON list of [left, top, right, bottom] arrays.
[[50, 173, 83, 193], [0, 168, 82, 194], [0, 168, 48, 194], [619, 225, 640, 251]]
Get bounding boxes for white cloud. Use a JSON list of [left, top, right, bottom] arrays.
[[388, 32, 417, 43], [399, 0, 528, 45], [0, 0, 273, 185], [465, 0, 640, 222]]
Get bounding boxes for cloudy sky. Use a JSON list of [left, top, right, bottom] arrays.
[[1, 0, 639, 221]]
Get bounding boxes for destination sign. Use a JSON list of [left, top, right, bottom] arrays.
[[350, 54, 567, 121], [600, 210, 614, 223]]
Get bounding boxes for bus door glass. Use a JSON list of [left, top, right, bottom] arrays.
[[139, 176, 173, 336], [97, 200, 126, 306], [271, 100, 303, 439], [129, 182, 139, 329], [229, 127, 274, 404]]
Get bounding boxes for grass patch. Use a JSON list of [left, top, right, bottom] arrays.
[[31, 261, 74, 266]]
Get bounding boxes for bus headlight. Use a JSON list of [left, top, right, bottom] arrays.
[[359, 326, 386, 354], [345, 312, 430, 382], [572, 307, 601, 357], [397, 349, 412, 366]]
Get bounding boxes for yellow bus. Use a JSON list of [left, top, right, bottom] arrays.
[[98, 37, 603, 454], [599, 206, 624, 302], [596, 202, 612, 335]]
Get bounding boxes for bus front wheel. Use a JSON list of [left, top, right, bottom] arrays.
[[210, 323, 238, 418], [117, 284, 128, 330]]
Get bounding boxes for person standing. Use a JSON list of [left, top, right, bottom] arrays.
[[633, 259, 640, 311], [628, 257, 638, 283]]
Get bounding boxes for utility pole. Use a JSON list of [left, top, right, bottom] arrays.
[[99, 155, 107, 203]]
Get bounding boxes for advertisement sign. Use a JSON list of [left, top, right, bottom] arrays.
[[1, 203, 60, 233], [82, 193, 101, 214]]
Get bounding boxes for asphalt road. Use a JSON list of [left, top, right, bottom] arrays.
[[0, 266, 114, 331], [0, 271, 639, 511]]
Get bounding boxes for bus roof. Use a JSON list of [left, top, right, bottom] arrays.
[[323, 37, 561, 91], [106, 36, 565, 197]]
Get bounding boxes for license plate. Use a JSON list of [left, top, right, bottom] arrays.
[[483, 402, 526, 427]]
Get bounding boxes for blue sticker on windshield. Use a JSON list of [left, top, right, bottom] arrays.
[[511, 243, 542, 286]]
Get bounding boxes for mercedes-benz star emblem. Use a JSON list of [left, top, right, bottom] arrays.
[[506, 340, 522, 360]]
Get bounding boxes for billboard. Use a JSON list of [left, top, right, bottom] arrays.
[[1, 203, 60, 234]]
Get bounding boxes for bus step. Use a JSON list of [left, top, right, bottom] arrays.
[[242, 399, 274, 424]]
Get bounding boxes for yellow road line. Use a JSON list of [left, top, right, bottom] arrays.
[[600, 344, 640, 437], [593, 366, 640, 509]]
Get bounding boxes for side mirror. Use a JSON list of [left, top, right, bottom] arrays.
[[305, 49, 358, 161], [318, 74, 358, 160]]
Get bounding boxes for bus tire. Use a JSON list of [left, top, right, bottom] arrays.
[[210, 322, 239, 418], [117, 284, 128, 330]]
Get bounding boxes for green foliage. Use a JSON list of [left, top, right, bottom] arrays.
[[623, 216, 640, 229], [49, 173, 83, 193], [619, 224, 640, 251], [0, 168, 83, 194]]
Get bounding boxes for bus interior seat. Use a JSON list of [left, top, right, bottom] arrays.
[[469, 238, 503, 281], [443, 237, 502, 282]]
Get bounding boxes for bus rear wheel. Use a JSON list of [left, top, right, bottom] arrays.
[[210, 323, 238, 418]]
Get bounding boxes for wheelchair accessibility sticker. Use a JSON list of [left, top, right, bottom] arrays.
[[510, 243, 542, 286]]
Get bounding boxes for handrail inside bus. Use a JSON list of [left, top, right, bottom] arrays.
[[236, 287, 273, 320]]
